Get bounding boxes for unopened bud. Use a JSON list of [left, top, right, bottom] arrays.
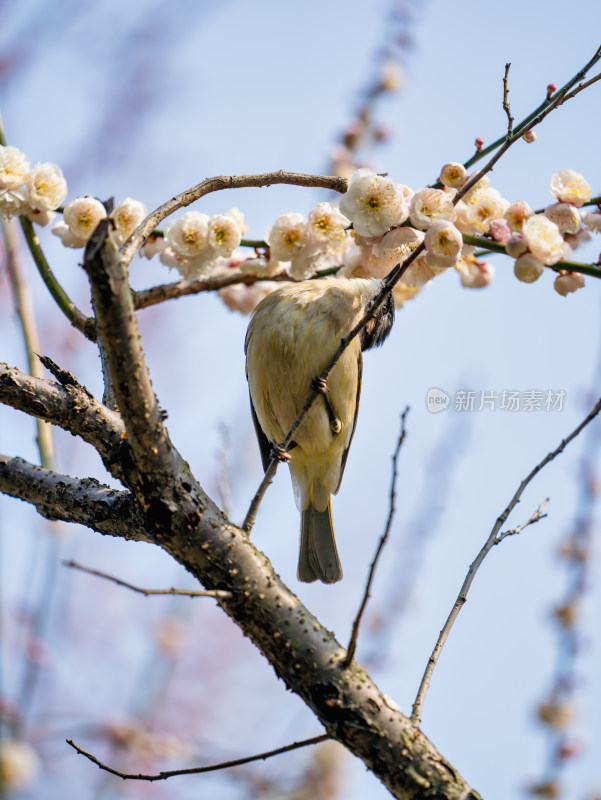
[[547, 83, 557, 100], [522, 129, 537, 143], [475, 137, 484, 151]]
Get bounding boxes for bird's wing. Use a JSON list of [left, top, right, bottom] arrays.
[[249, 392, 273, 473], [334, 350, 362, 494]]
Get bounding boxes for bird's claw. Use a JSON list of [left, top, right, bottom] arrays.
[[311, 377, 342, 434], [271, 444, 291, 463]]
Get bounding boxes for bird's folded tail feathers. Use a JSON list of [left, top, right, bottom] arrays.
[[298, 501, 342, 584]]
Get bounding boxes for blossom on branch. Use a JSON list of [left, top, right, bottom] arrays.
[[550, 169, 592, 207], [63, 197, 107, 243], [25, 162, 67, 211], [339, 168, 410, 236], [0, 145, 30, 190]]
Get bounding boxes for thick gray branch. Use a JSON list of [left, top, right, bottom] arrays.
[[0, 454, 148, 540]]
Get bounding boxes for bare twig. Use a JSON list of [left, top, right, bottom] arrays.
[[502, 63, 514, 137], [66, 733, 331, 781], [411, 397, 601, 726], [343, 408, 409, 668], [120, 172, 348, 267], [62, 559, 232, 599], [495, 499, 548, 544]]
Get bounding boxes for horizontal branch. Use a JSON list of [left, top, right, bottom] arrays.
[[0, 361, 128, 482], [0, 455, 149, 541], [120, 172, 348, 266]]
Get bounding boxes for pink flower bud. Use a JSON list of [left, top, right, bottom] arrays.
[[547, 83, 557, 100], [489, 218, 511, 243], [514, 253, 545, 283], [522, 130, 537, 143], [475, 137, 484, 151]]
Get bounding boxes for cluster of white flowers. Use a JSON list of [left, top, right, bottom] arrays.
[[146, 208, 249, 280], [0, 144, 67, 223], [51, 196, 148, 249], [3, 138, 595, 313]]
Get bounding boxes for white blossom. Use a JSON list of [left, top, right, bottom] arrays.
[[25, 162, 67, 211], [454, 187, 508, 235], [140, 234, 168, 259], [25, 208, 56, 226], [522, 214, 565, 265], [424, 220, 463, 267], [489, 218, 511, 243], [165, 211, 210, 258], [554, 272, 585, 296], [51, 220, 87, 248], [409, 188, 455, 230], [581, 211, 601, 233], [514, 253, 545, 283], [0, 145, 30, 189], [504, 200, 534, 233], [218, 281, 278, 314], [224, 207, 248, 234], [439, 162, 467, 189], [265, 212, 307, 262], [550, 169, 592, 207], [544, 202, 581, 234], [208, 213, 243, 256], [455, 257, 495, 288], [307, 202, 349, 244], [461, 175, 490, 204], [0, 188, 28, 219], [505, 235, 528, 259], [63, 196, 107, 243], [339, 168, 409, 236], [110, 197, 148, 245]]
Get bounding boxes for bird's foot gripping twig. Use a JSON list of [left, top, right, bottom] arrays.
[[271, 444, 291, 463], [311, 377, 342, 434]]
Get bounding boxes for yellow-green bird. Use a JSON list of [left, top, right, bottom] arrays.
[[245, 277, 394, 584]]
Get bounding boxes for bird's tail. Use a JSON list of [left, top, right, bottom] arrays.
[[298, 500, 342, 584]]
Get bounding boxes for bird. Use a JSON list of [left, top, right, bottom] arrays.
[[244, 276, 394, 584]]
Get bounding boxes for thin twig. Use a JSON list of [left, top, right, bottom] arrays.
[[502, 63, 514, 137], [62, 560, 232, 599], [343, 408, 409, 668], [495, 499, 548, 544], [66, 733, 330, 781], [411, 397, 601, 726]]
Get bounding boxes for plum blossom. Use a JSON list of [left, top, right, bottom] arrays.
[[51, 220, 87, 249], [581, 211, 601, 233], [550, 169, 592, 207], [208, 213, 243, 257], [265, 212, 308, 262], [25, 162, 67, 211], [307, 202, 349, 244], [544, 202, 581, 234], [110, 197, 148, 245], [554, 271, 585, 296], [409, 188, 455, 230], [63, 196, 107, 243], [424, 220, 463, 267], [439, 162, 467, 189], [522, 214, 565, 265], [339, 168, 409, 236], [0, 188, 28, 219], [454, 187, 508, 235], [489, 218, 511, 243], [165, 211, 211, 258], [0, 145, 30, 189], [514, 253, 545, 283], [505, 235, 528, 258], [504, 200, 534, 233], [455, 257, 495, 288]]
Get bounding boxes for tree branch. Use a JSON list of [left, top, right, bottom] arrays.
[[0, 361, 128, 482], [411, 397, 601, 726], [0, 454, 148, 540], [62, 559, 232, 598], [66, 733, 331, 781], [120, 172, 349, 267]]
